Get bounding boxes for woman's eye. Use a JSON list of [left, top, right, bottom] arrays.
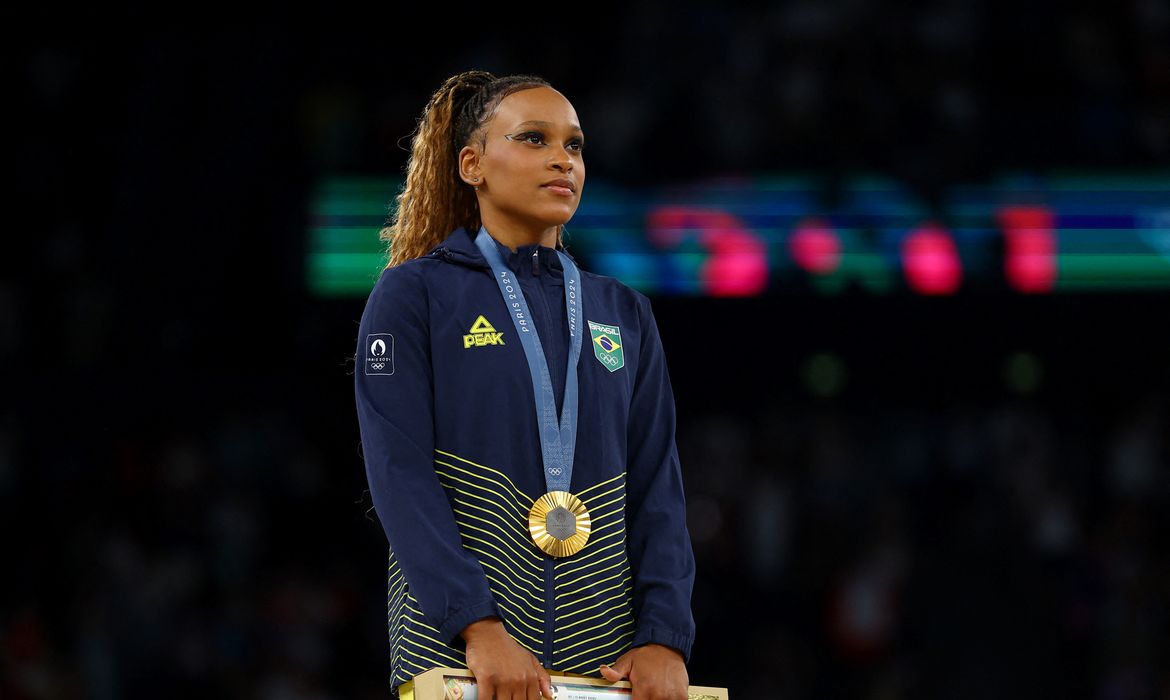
[[510, 132, 584, 152]]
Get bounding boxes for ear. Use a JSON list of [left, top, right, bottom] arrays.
[[458, 143, 483, 187]]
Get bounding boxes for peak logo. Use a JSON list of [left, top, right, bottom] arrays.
[[364, 333, 394, 376], [463, 315, 505, 349]]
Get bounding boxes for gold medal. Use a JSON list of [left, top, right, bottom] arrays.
[[528, 491, 591, 558]]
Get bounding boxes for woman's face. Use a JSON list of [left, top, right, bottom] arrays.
[[462, 86, 585, 236]]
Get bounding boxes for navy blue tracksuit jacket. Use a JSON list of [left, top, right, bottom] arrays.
[[354, 227, 696, 688]]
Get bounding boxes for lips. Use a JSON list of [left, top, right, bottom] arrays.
[[541, 179, 576, 196]]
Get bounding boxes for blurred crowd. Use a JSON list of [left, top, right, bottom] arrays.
[[684, 395, 1170, 698], [319, 0, 1170, 190], [9, 1, 1170, 698]]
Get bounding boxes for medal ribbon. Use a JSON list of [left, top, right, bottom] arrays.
[[475, 227, 582, 493]]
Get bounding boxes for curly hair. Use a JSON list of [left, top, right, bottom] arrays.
[[380, 71, 563, 268]]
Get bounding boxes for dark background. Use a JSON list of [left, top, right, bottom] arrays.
[[8, 3, 1170, 698]]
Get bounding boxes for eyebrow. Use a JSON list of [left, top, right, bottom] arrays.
[[513, 120, 584, 134]]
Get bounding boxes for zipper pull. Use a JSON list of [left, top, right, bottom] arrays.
[[532, 249, 539, 275]]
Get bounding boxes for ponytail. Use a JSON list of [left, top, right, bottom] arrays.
[[380, 71, 555, 268]]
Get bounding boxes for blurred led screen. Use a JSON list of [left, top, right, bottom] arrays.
[[307, 173, 1170, 298]]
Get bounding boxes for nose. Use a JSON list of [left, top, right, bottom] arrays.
[[549, 145, 574, 172]]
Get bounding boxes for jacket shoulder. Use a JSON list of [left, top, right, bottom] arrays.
[[581, 268, 648, 302], [581, 268, 655, 320]]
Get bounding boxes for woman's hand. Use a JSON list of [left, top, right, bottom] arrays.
[[599, 643, 688, 700], [461, 617, 553, 699]]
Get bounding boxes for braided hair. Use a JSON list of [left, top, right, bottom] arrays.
[[381, 71, 559, 268]]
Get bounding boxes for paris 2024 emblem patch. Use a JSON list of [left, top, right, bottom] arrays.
[[365, 333, 394, 375], [587, 321, 624, 372]]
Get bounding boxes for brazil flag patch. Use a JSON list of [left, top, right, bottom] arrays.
[[588, 320, 624, 372]]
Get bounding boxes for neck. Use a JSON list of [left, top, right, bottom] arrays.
[[479, 211, 558, 252]]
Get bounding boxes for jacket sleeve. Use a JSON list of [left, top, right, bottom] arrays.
[[354, 264, 501, 643], [624, 293, 697, 662]]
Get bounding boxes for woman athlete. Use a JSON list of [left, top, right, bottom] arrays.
[[355, 71, 695, 700]]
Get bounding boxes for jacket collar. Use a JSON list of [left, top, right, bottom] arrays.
[[427, 227, 578, 276]]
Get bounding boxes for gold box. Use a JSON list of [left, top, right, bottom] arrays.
[[399, 667, 729, 699]]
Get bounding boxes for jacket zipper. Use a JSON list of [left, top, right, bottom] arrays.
[[526, 256, 558, 668], [543, 557, 554, 668]]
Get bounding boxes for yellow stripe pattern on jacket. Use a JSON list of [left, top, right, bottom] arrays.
[[385, 449, 633, 687]]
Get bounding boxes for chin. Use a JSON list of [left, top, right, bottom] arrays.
[[545, 204, 579, 225]]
